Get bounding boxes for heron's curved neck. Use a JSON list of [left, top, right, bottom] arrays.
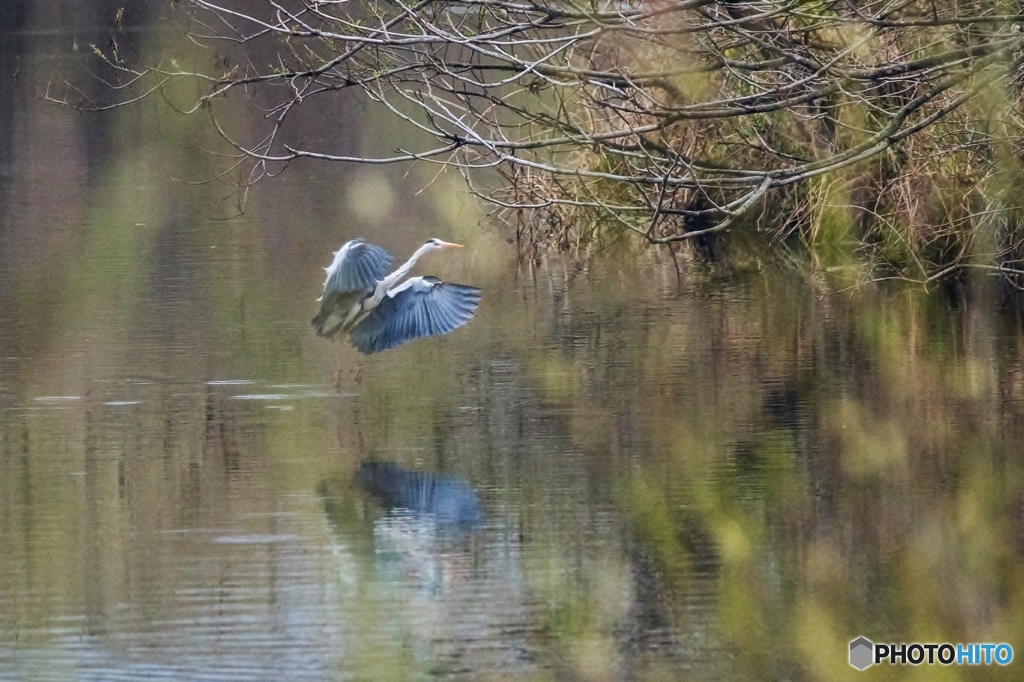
[[378, 243, 432, 293]]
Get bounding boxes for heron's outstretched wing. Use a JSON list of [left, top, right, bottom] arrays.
[[312, 239, 394, 338], [320, 239, 394, 298], [348, 276, 481, 354]]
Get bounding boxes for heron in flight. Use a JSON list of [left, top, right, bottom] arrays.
[[312, 238, 481, 354]]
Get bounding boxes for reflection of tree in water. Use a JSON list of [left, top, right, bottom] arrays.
[[515, 266, 1024, 679], [0, 2, 26, 199]]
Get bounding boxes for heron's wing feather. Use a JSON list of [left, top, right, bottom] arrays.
[[348, 276, 481, 354], [321, 239, 394, 297], [313, 239, 394, 339]]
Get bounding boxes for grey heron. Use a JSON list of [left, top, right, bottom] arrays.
[[312, 238, 481, 354]]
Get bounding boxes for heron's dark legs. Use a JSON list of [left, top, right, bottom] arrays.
[[330, 346, 363, 391], [331, 346, 344, 391]]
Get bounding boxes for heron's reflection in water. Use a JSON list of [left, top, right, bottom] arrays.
[[355, 461, 483, 526], [351, 461, 484, 594], [318, 462, 544, 677]]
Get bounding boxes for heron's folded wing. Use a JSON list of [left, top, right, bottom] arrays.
[[313, 239, 394, 338], [321, 239, 394, 297], [348, 276, 481, 354], [312, 289, 366, 339]]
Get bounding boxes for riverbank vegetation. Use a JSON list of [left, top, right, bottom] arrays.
[[52, 1, 1024, 288]]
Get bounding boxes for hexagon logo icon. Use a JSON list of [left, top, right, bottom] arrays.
[[849, 637, 874, 670]]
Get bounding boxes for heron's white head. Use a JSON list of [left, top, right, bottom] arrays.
[[426, 238, 463, 250]]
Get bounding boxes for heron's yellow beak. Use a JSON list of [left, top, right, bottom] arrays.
[[438, 240, 464, 249]]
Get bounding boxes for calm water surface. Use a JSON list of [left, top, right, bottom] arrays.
[[4, 7, 1024, 682]]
